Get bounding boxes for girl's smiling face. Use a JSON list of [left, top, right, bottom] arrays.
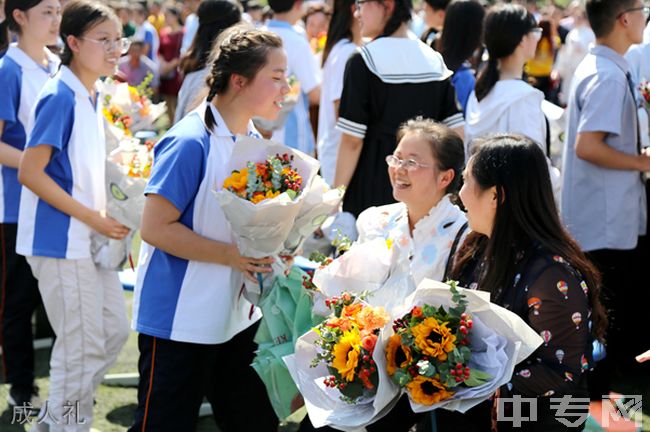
[[238, 47, 290, 121]]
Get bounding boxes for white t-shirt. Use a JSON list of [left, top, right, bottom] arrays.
[[133, 103, 262, 344], [317, 39, 357, 186], [17, 66, 106, 259]]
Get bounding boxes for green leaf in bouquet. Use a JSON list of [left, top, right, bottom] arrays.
[[339, 380, 366, 402], [392, 369, 413, 387], [460, 346, 472, 363], [417, 360, 436, 378], [422, 304, 437, 317], [448, 348, 463, 365], [286, 189, 298, 200], [464, 369, 493, 387], [400, 332, 414, 347]]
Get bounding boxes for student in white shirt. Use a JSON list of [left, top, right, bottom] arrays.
[[133, 3, 159, 63], [16, 1, 130, 429], [129, 27, 287, 432], [180, 0, 200, 55], [316, 0, 361, 185], [266, 0, 322, 155], [465, 4, 545, 149], [0, 0, 60, 413]]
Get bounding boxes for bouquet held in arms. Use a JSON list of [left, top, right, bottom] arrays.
[[388, 279, 544, 413], [214, 135, 343, 304]]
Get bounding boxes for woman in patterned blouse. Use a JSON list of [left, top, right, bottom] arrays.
[[450, 134, 607, 431]]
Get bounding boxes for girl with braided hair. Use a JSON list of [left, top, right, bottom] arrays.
[[130, 25, 288, 432]]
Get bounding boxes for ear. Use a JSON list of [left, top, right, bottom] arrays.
[[229, 73, 248, 92], [66, 35, 82, 56], [438, 168, 455, 191], [490, 186, 499, 208], [12, 8, 28, 27], [383, 0, 396, 16]]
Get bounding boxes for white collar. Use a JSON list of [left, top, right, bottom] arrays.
[[194, 101, 260, 139], [6, 44, 59, 75], [359, 37, 452, 84], [58, 66, 97, 100]]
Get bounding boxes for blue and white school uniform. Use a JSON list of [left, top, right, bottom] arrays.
[[0, 44, 59, 223], [0, 43, 57, 401], [132, 102, 262, 344], [266, 20, 321, 155], [16, 65, 129, 431]]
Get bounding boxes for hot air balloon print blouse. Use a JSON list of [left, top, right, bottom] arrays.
[[498, 245, 594, 398]]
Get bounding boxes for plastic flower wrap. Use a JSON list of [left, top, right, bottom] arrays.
[[284, 292, 401, 430], [640, 80, 650, 108], [387, 279, 544, 414], [223, 153, 303, 204], [253, 75, 302, 132], [213, 135, 342, 304], [311, 292, 389, 403], [99, 74, 166, 136], [310, 32, 327, 55], [387, 282, 493, 408]]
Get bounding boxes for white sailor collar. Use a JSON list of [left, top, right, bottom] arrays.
[[359, 36, 452, 84]]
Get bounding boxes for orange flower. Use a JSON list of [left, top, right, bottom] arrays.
[[411, 306, 423, 318], [412, 317, 457, 362], [356, 306, 389, 331], [342, 303, 363, 318], [325, 317, 352, 332], [361, 334, 378, 352], [406, 375, 454, 405], [386, 334, 412, 376], [250, 192, 266, 204], [223, 168, 248, 192]]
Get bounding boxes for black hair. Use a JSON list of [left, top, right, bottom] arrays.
[[474, 3, 536, 101], [5, 0, 46, 34], [322, 0, 355, 66], [179, 0, 242, 75], [164, 5, 184, 27], [203, 26, 283, 130], [60, 0, 119, 66], [268, 0, 296, 14], [438, 0, 485, 72], [379, 0, 412, 38], [396, 117, 465, 195], [586, 0, 637, 38], [424, 0, 450, 11], [456, 134, 607, 341]]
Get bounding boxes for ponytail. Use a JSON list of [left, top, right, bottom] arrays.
[[474, 57, 499, 102]]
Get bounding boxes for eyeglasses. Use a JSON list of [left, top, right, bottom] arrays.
[[529, 27, 543, 42], [82, 37, 131, 54], [617, 5, 650, 19], [355, 0, 377, 9], [386, 155, 431, 171]]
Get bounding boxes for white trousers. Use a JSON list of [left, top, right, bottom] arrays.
[[27, 257, 130, 432]]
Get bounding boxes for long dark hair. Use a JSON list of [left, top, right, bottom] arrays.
[[437, 0, 484, 72], [455, 134, 606, 341], [379, 0, 412, 38], [322, 0, 354, 66], [474, 4, 536, 101], [203, 26, 282, 130], [4, 0, 45, 34], [179, 0, 242, 75], [60, 0, 118, 66]]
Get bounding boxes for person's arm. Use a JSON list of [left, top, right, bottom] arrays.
[[19, 145, 129, 239], [307, 87, 320, 106], [140, 193, 273, 281], [575, 131, 650, 171], [333, 133, 363, 188], [0, 121, 22, 168]]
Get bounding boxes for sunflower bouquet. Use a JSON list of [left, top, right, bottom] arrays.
[[311, 292, 390, 403], [223, 153, 303, 204], [387, 282, 493, 407]]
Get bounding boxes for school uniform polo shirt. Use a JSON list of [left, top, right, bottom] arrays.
[[16, 66, 107, 259], [0, 44, 58, 223], [561, 45, 647, 251], [266, 20, 321, 155], [132, 103, 262, 344]]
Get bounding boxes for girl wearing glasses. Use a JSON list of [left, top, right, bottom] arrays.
[[334, 0, 464, 219], [0, 0, 60, 415], [465, 4, 546, 152], [15, 1, 130, 429]]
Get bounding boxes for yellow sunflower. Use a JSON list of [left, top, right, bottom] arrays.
[[412, 317, 457, 361], [386, 334, 412, 376], [223, 168, 248, 192], [406, 375, 455, 405], [332, 330, 361, 382]]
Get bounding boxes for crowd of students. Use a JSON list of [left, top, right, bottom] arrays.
[[0, 0, 649, 431]]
